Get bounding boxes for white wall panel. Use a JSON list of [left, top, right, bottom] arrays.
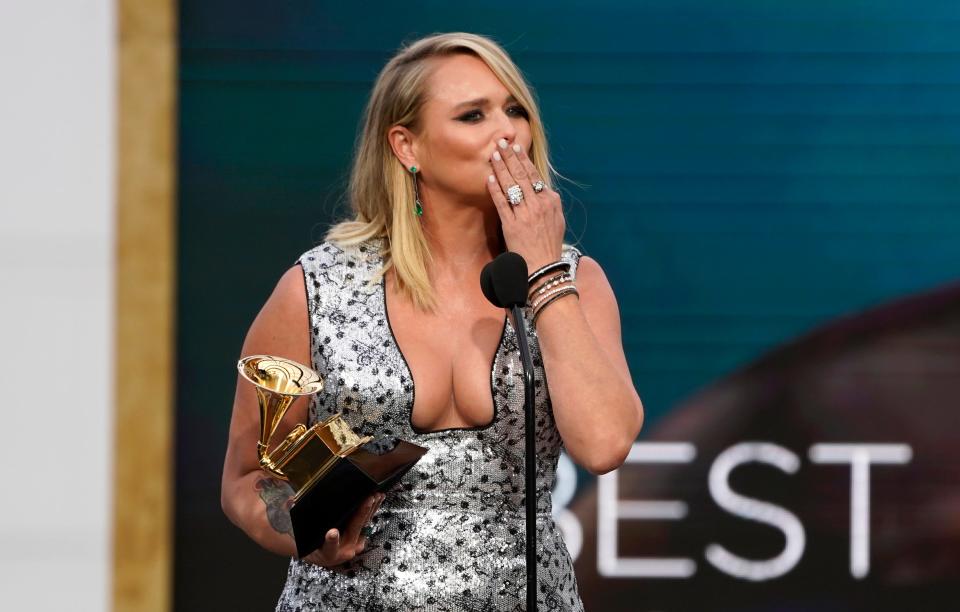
[[0, 2, 114, 610]]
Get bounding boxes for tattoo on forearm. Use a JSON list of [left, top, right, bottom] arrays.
[[255, 477, 295, 536]]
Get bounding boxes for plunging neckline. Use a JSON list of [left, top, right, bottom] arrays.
[[380, 273, 509, 436]]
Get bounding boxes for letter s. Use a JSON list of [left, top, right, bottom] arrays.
[[705, 442, 805, 581]]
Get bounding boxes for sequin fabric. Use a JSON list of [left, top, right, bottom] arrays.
[[276, 237, 584, 612]]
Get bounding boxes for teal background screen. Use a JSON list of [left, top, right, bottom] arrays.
[[176, 2, 960, 609]]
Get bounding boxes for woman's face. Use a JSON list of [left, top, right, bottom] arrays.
[[410, 54, 532, 201]]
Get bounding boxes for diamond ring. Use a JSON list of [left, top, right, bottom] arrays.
[[506, 184, 524, 206], [532, 180, 545, 193]]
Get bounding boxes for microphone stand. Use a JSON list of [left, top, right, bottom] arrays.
[[509, 303, 538, 612], [481, 251, 542, 611]]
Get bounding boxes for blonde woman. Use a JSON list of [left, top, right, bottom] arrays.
[[221, 32, 643, 611]]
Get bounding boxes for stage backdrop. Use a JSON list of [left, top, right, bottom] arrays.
[[177, 2, 960, 610]]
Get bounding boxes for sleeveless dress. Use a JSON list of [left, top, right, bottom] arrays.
[[276, 237, 585, 612]]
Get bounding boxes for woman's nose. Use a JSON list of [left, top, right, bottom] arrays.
[[494, 110, 517, 144]]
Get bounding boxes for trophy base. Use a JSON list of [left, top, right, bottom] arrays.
[[289, 438, 428, 558]]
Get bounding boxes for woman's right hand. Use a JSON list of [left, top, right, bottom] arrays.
[[300, 493, 385, 567]]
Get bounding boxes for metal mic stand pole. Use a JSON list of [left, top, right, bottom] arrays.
[[510, 303, 538, 611]]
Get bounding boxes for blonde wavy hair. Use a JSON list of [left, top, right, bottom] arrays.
[[325, 32, 555, 311]]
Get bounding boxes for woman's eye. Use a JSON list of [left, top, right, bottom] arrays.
[[458, 106, 528, 123], [508, 105, 529, 118], [458, 110, 483, 122]]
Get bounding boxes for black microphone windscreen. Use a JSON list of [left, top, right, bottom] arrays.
[[490, 252, 529, 308], [480, 262, 500, 306]]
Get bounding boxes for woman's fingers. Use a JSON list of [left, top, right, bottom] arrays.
[[514, 146, 549, 196], [309, 526, 341, 564], [370, 494, 384, 520], [490, 142, 533, 217], [343, 494, 379, 548], [514, 145, 563, 223], [502, 141, 542, 210], [488, 141, 566, 268], [490, 144, 520, 208], [490, 139, 550, 218], [486, 173, 514, 221], [353, 493, 384, 554], [502, 143, 536, 198], [300, 493, 382, 567]]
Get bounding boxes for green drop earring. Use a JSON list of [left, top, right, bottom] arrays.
[[409, 165, 423, 216]]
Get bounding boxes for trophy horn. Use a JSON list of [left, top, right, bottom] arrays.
[[237, 355, 324, 479]]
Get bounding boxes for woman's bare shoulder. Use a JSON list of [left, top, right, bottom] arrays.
[[573, 254, 627, 331], [242, 265, 310, 362], [271, 265, 309, 317]]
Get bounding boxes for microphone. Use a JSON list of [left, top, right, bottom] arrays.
[[479, 251, 528, 308], [480, 251, 539, 611]]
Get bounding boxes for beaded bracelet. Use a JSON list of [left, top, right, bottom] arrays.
[[527, 260, 571, 286], [531, 281, 577, 311], [528, 272, 574, 304], [532, 286, 579, 325]]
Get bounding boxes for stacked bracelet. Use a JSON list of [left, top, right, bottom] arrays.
[[532, 286, 579, 325], [526, 258, 579, 326], [528, 260, 571, 286], [531, 282, 576, 309], [528, 271, 574, 305]]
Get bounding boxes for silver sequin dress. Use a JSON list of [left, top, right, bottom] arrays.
[[276, 237, 585, 612]]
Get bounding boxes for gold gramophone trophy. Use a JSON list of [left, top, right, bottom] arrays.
[[238, 354, 427, 557]]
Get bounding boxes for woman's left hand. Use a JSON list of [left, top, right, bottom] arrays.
[[487, 138, 566, 273]]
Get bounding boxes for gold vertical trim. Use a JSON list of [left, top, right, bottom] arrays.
[[114, 0, 176, 610]]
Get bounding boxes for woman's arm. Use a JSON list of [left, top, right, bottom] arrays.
[[484, 142, 642, 475], [534, 255, 644, 475], [220, 265, 382, 563], [221, 265, 314, 555]]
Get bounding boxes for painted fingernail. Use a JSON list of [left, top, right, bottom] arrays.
[[488, 174, 496, 183], [498, 138, 508, 149], [492, 151, 501, 161], [512, 144, 522, 153]]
